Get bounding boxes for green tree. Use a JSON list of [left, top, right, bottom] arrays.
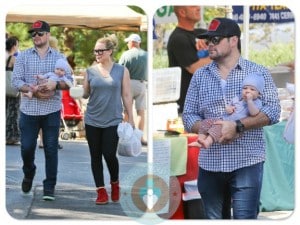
[[6, 5, 147, 72]]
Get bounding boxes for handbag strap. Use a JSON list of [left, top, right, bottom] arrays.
[[6, 55, 13, 71]]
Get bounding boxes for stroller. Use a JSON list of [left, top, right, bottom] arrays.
[[60, 90, 84, 140]]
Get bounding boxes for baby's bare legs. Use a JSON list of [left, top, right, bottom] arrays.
[[22, 91, 34, 99], [197, 134, 214, 149], [188, 134, 210, 148], [22, 84, 39, 99]]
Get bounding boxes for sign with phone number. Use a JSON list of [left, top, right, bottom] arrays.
[[233, 6, 294, 23]]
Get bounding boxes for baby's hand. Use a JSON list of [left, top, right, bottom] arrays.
[[33, 74, 42, 79], [225, 105, 235, 114], [29, 84, 39, 93], [245, 93, 254, 101]]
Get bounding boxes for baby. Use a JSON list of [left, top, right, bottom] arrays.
[[190, 72, 265, 149], [24, 58, 72, 98]]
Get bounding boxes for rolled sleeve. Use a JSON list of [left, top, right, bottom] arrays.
[[182, 72, 203, 132], [260, 71, 281, 124], [12, 53, 27, 90]]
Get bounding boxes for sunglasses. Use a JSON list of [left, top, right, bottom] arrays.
[[31, 31, 46, 38], [94, 49, 110, 55], [205, 36, 231, 46]]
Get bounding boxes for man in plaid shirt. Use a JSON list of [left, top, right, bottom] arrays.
[[183, 17, 281, 219], [12, 20, 73, 201]]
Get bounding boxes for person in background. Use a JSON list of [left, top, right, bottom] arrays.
[[49, 36, 59, 50], [119, 33, 148, 146], [67, 54, 76, 74], [6, 36, 20, 145], [167, 6, 211, 114], [12, 20, 73, 201], [183, 17, 281, 219], [83, 35, 135, 205]]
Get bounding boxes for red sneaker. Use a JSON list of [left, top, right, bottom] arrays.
[[96, 187, 108, 205], [111, 181, 120, 202]]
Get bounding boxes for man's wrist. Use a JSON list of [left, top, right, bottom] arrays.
[[56, 81, 60, 90], [235, 120, 245, 133]]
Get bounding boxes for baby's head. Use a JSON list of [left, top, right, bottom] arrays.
[[55, 58, 70, 75], [242, 72, 265, 99]]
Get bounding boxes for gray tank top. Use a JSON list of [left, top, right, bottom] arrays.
[[84, 63, 124, 128]]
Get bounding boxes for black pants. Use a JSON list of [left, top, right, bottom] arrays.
[[85, 124, 119, 187]]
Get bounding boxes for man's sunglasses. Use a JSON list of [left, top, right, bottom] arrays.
[[94, 49, 110, 55], [31, 31, 46, 38], [205, 36, 232, 46]]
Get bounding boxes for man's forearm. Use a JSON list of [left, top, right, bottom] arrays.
[[56, 81, 70, 90], [241, 112, 270, 131], [19, 84, 33, 93]]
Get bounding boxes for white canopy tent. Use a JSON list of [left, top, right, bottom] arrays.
[[6, 5, 147, 31]]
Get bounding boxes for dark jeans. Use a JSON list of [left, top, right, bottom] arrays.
[[19, 111, 60, 191], [198, 162, 263, 219], [85, 124, 119, 187]]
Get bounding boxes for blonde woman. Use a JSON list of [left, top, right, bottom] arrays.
[[83, 35, 135, 205]]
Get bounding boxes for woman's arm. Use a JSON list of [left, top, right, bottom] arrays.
[[121, 67, 135, 127], [82, 70, 90, 99]]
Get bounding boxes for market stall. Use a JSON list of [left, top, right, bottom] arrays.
[[6, 4, 147, 31]]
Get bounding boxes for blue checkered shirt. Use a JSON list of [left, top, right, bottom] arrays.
[[182, 57, 281, 172], [12, 47, 73, 116]]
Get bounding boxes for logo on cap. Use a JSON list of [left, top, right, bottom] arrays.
[[32, 21, 43, 29], [208, 19, 221, 32]]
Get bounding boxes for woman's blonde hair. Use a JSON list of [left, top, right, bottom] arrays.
[[96, 34, 118, 57], [49, 36, 59, 50]]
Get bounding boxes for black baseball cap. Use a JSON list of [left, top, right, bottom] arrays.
[[28, 20, 50, 33], [198, 17, 241, 39]]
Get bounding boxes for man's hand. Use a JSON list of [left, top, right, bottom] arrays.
[[38, 79, 56, 92], [225, 105, 235, 114], [33, 79, 56, 100], [33, 91, 55, 100], [214, 120, 239, 144]]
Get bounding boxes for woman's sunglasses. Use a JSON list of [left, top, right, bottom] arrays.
[[94, 49, 110, 55]]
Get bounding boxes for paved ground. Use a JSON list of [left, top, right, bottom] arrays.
[[5, 139, 293, 223], [6, 140, 147, 220]]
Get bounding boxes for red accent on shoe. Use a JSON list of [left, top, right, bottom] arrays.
[[111, 181, 120, 202], [96, 188, 108, 205]]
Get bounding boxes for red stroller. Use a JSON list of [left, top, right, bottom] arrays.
[[60, 90, 83, 140]]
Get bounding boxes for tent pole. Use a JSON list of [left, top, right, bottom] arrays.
[[243, 6, 250, 59]]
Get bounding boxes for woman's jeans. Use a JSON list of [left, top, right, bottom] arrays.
[[85, 124, 119, 187], [19, 111, 60, 191], [198, 162, 263, 219]]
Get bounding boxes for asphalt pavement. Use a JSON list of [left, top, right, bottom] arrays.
[[5, 139, 293, 222], [6, 140, 147, 220]]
